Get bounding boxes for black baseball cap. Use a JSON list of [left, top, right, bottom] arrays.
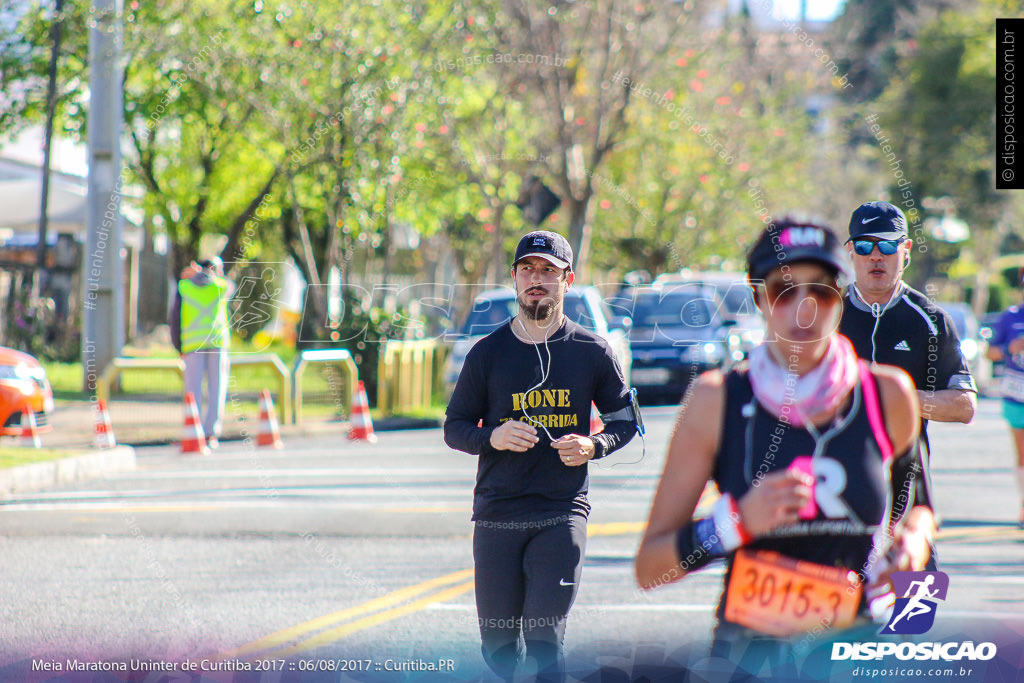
[[848, 201, 908, 241], [747, 219, 852, 282], [513, 230, 573, 270]]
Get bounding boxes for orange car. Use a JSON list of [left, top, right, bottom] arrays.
[[0, 346, 54, 435]]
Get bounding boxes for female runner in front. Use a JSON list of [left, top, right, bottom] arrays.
[[635, 220, 936, 680]]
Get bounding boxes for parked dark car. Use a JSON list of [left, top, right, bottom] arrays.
[[654, 270, 764, 362], [625, 282, 732, 404]]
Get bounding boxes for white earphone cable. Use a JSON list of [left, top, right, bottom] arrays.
[[517, 316, 556, 441]]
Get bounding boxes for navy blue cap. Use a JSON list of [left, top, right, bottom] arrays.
[[513, 231, 573, 270], [848, 201, 908, 241]]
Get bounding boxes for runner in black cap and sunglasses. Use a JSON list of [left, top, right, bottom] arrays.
[[636, 219, 934, 680], [838, 201, 976, 567]]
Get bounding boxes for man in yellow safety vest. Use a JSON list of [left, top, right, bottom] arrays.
[[169, 257, 232, 448]]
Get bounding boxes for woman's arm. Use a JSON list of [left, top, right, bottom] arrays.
[[873, 365, 921, 455], [635, 371, 725, 589], [875, 366, 934, 570]]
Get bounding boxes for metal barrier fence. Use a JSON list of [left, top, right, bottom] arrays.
[[95, 354, 291, 444], [291, 349, 358, 424], [92, 343, 445, 442], [376, 340, 449, 415]]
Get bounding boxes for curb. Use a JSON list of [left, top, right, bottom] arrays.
[[0, 446, 137, 498]]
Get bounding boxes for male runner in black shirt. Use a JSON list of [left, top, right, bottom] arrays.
[[444, 230, 636, 682], [839, 201, 975, 564]]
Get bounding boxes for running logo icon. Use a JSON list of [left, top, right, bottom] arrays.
[[880, 571, 949, 635]]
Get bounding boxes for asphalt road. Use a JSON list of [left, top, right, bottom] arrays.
[[1, 398, 1022, 682]]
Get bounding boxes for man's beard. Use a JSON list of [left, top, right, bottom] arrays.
[[518, 288, 557, 321]]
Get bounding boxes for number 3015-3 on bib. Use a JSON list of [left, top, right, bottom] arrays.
[[724, 549, 862, 637]]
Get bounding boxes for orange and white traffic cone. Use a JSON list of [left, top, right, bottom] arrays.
[[181, 392, 210, 456], [590, 402, 604, 435], [257, 389, 283, 449], [20, 404, 41, 449], [348, 380, 377, 443], [94, 399, 116, 449]]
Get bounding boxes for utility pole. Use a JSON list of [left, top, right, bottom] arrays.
[[82, 0, 124, 392]]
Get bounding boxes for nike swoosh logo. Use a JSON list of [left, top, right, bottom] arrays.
[[559, 579, 576, 586], [861, 216, 880, 224]]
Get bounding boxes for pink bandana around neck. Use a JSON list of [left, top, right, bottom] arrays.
[[747, 335, 860, 428]]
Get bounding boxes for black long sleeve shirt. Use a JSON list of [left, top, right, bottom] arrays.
[[444, 319, 635, 521]]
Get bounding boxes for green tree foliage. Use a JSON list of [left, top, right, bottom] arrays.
[[9, 0, 1017, 338]]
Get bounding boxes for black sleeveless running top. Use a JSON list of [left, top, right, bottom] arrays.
[[713, 364, 896, 619]]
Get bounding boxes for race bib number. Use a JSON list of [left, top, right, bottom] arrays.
[[1001, 370, 1024, 402], [724, 549, 862, 637]]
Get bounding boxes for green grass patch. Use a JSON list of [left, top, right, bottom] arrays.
[[0, 448, 76, 469], [370, 402, 446, 422]]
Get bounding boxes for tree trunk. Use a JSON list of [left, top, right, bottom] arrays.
[[220, 169, 280, 272], [488, 203, 507, 286], [567, 195, 593, 278]]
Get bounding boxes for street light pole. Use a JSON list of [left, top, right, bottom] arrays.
[[82, 0, 125, 392]]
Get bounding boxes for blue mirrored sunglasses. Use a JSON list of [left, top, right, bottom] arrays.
[[852, 238, 903, 256]]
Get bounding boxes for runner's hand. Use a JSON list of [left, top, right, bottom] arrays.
[[887, 506, 935, 572], [736, 469, 814, 537], [489, 421, 539, 452], [552, 434, 595, 467]]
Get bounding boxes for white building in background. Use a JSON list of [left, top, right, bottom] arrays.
[[0, 126, 156, 339]]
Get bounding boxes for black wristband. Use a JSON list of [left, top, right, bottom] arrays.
[[673, 522, 718, 574], [590, 434, 606, 460]]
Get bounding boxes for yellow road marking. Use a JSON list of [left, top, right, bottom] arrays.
[[218, 568, 474, 661], [221, 487, 745, 660], [276, 580, 476, 657], [937, 525, 1024, 541], [377, 506, 471, 513], [13, 505, 227, 513], [120, 505, 226, 513], [587, 522, 645, 537]]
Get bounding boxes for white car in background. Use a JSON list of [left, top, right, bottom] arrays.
[[939, 301, 992, 395], [443, 286, 632, 395]]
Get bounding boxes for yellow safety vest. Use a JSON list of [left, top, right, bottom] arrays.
[[179, 277, 230, 353]]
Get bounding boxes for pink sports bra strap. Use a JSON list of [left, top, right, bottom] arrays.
[[858, 360, 894, 462]]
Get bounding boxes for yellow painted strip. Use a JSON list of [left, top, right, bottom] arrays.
[[25, 505, 227, 513], [119, 505, 226, 513], [376, 506, 471, 514], [277, 579, 476, 657], [587, 522, 645, 537], [937, 525, 1024, 541], [219, 568, 474, 660], [587, 484, 719, 539]]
